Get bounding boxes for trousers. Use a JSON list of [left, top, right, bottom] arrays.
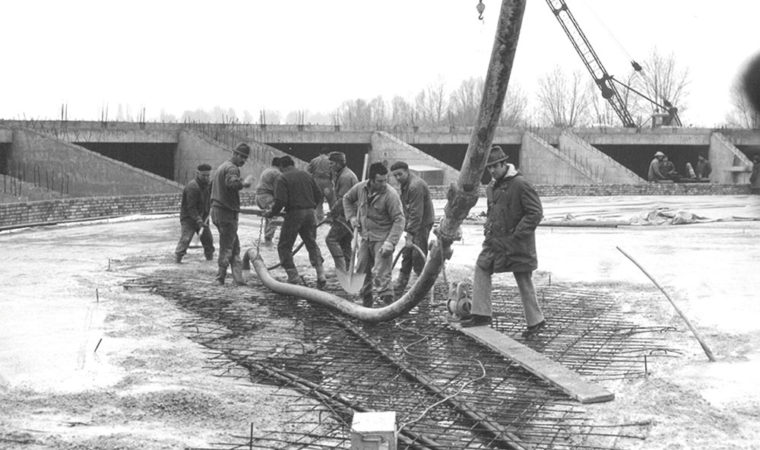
[[471, 266, 544, 327]]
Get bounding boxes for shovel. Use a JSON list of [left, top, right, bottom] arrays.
[[337, 230, 365, 294]]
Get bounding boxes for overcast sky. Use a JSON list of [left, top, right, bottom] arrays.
[[2, 0, 759, 126]]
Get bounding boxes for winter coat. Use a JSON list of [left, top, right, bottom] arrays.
[[211, 159, 245, 212], [343, 180, 405, 245], [476, 167, 542, 274], [399, 174, 435, 235], [179, 177, 211, 230]]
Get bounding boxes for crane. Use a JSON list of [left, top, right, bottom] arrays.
[[545, 0, 681, 127]]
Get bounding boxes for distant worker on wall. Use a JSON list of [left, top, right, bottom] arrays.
[[750, 154, 760, 186], [325, 151, 358, 273], [696, 155, 712, 180], [390, 161, 435, 298], [343, 162, 405, 307], [210, 143, 252, 286], [461, 146, 546, 338], [648, 151, 666, 182], [265, 156, 327, 288], [175, 163, 215, 263], [255, 157, 282, 246], [307, 149, 336, 221], [660, 155, 679, 181]]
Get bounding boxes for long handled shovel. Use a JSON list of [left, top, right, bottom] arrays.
[[337, 231, 365, 294]]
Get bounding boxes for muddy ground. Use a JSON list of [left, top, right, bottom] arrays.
[[1, 195, 759, 449]]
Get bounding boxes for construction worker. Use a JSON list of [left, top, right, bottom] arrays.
[[648, 151, 666, 182], [325, 151, 358, 272], [174, 163, 214, 263], [210, 143, 252, 285], [265, 156, 327, 288], [461, 146, 545, 337], [751, 154, 760, 186], [390, 161, 435, 298], [343, 162, 405, 307], [255, 157, 282, 246], [696, 155, 712, 180], [307, 149, 335, 221]]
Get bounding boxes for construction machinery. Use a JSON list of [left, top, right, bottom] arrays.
[[546, 0, 682, 128]]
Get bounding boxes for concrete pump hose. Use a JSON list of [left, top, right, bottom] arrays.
[[248, 240, 447, 323]]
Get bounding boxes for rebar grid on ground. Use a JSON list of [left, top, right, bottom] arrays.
[[132, 269, 675, 450]]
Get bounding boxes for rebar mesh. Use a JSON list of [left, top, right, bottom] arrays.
[[127, 266, 677, 450]]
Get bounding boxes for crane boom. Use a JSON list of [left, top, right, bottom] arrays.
[[546, 0, 637, 127]]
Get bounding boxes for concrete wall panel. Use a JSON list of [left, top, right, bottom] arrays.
[[710, 133, 752, 184], [369, 131, 459, 186], [520, 133, 597, 185], [10, 128, 181, 197]]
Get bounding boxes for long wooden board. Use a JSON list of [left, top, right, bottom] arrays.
[[451, 323, 614, 404]]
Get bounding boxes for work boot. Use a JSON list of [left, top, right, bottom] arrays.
[[315, 264, 327, 290], [333, 256, 347, 273], [215, 267, 227, 285], [231, 259, 246, 286], [286, 268, 304, 285], [175, 254, 183, 264], [361, 293, 374, 308], [205, 252, 214, 261], [393, 272, 410, 297], [241, 252, 251, 270]]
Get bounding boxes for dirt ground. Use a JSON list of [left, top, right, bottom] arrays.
[[1, 195, 759, 449]]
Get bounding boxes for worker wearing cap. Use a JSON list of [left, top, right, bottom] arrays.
[[343, 162, 405, 307], [265, 155, 327, 288], [390, 161, 435, 299], [307, 149, 336, 221], [255, 157, 282, 246], [175, 163, 215, 263], [648, 151, 666, 182], [210, 142, 252, 285], [325, 151, 358, 272], [461, 146, 545, 337]]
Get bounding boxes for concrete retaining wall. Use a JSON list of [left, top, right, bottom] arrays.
[[369, 131, 459, 186], [520, 133, 598, 184], [710, 133, 753, 184], [428, 183, 752, 199], [9, 128, 182, 197], [559, 132, 646, 184]]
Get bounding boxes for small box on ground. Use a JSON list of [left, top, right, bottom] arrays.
[[409, 165, 444, 186], [350, 411, 397, 450]]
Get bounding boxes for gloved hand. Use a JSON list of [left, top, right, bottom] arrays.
[[381, 241, 394, 255], [404, 233, 413, 248], [349, 217, 359, 229]]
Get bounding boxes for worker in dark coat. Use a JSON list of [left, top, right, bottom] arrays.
[[307, 150, 336, 221], [175, 163, 214, 263], [265, 156, 327, 288], [461, 146, 546, 337], [210, 143, 252, 285], [325, 151, 358, 272], [390, 161, 435, 298]]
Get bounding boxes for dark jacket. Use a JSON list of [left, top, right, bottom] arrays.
[[180, 177, 211, 230], [211, 160, 245, 212], [477, 168, 542, 273], [271, 167, 323, 215], [330, 166, 358, 220], [399, 174, 435, 235]]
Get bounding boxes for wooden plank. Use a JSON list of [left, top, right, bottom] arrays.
[[451, 323, 614, 404]]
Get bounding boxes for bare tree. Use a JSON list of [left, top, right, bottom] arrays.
[[369, 96, 388, 128], [415, 81, 448, 126], [449, 77, 482, 126], [629, 49, 689, 119], [725, 81, 760, 128], [390, 96, 413, 128], [500, 84, 528, 126], [536, 66, 590, 127]]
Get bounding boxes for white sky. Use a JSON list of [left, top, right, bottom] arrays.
[[2, 0, 759, 126]]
